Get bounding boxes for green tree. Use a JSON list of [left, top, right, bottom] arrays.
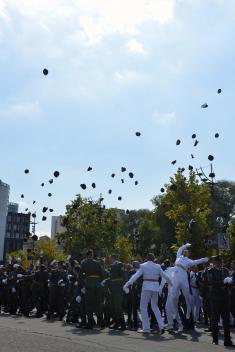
[[60, 195, 121, 257], [159, 169, 212, 257], [114, 236, 133, 263]]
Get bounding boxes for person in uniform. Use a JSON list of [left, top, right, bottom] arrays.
[[32, 264, 49, 317], [171, 243, 208, 322], [207, 256, 234, 346], [108, 254, 126, 330], [79, 249, 104, 329], [123, 253, 172, 334]]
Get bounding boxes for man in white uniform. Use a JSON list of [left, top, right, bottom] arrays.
[[123, 253, 172, 334], [171, 243, 208, 324]]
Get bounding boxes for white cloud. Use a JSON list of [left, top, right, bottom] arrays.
[[127, 38, 144, 53], [113, 70, 143, 83], [0, 0, 9, 21], [0, 101, 40, 120], [152, 111, 176, 126]]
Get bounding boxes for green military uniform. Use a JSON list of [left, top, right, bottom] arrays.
[[80, 258, 104, 328], [207, 265, 232, 345], [109, 261, 126, 329]]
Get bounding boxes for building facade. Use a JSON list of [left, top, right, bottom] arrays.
[[0, 180, 10, 263], [51, 216, 66, 239], [4, 212, 31, 255]]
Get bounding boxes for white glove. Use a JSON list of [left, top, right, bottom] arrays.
[[224, 277, 233, 285], [186, 243, 192, 248], [123, 285, 129, 294], [76, 296, 82, 304], [74, 281, 78, 287], [17, 274, 23, 278], [101, 280, 106, 287], [2, 279, 7, 284], [67, 274, 73, 280], [81, 288, 86, 294], [12, 287, 16, 293]]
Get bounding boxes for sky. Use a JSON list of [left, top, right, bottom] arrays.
[[0, 0, 235, 236]]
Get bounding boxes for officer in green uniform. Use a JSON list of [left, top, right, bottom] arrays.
[[207, 256, 233, 346], [80, 249, 104, 329], [108, 254, 126, 330]]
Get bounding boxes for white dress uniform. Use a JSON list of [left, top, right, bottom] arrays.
[[172, 244, 208, 320], [124, 261, 172, 333], [159, 267, 183, 331]]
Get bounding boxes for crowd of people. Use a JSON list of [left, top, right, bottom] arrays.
[[0, 244, 234, 347]]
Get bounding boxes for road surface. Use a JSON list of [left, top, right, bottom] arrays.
[[0, 314, 234, 352]]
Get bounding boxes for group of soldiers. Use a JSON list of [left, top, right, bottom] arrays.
[[0, 246, 234, 347]]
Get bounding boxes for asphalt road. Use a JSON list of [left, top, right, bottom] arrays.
[[0, 315, 234, 352]]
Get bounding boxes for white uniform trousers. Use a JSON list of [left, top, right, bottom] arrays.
[[140, 290, 163, 332]]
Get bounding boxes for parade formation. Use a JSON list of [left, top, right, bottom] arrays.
[[0, 246, 234, 347]]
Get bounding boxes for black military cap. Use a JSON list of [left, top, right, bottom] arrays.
[[33, 200, 36, 204], [91, 182, 96, 188], [211, 255, 222, 262], [170, 184, 177, 191], [160, 188, 165, 193], [24, 169, 29, 174], [121, 167, 126, 172], [49, 179, 53, 184], [176, 139, 181, 146], [215, 133, 219, 138], [118, 196, 122, 201], [111, 173, 115, 178], [217, 88, 222, 94], [43, 68, 48, 76], [80, 184, 86, 190], [192, 134, 196, 139], [209, 172, 215, 178], [194, 140, 199, 147], [32, 213, 36, 218], [42, 207, 48, 213], [201, 103, 208, 108], [171, 160, 177, 165], [129, 172, 134, 178], [87, 166, 92, 172], [121, 179, 124, 184], [42, 216, 47, 221], [208, 155, 214, 161], [32, 234, 38, 241], [48, 193, 52, 197], [25, 208, 28, 211], [135, 132, 141, 136], [21, 194, 24, 198], [108, 189, 112, 194], [135, 181, 138, 186], [126, 210, 130, 214], [188, 165, 193, 171], [191, 154, 194, 159], [54, 171, 60, 178], [41, 183, 44, 187], [181, 168, 185, 172], [49, 209, 54, 212]]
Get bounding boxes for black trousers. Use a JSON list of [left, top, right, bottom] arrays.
[[211, 298, 231, 343], [85, 287, 103, 327]]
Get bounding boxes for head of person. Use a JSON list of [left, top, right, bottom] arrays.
[[147, 253, 155, 262], [40, 264, 46, 272], [212, 256, 222, 268], [132, 260, 140, 270], [183, 249, 190, 258], [109, 254, 117, 264], [86, 249, 94, 259], [58, 261, 64, 270], [163, 259, 171, 269]]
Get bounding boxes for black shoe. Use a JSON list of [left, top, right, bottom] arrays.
[[212, 341, 218, 345], [117, 325, 126, 331], [109, 324, 119, 330], [160, 328, 165, 335], [224, 341, 234, 347], [204, 328, 212, 332]]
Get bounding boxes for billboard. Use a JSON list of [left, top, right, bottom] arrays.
[[217, 233, 230, 250]]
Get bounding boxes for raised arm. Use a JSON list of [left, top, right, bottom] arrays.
[[176, 243, 190, 259], [188, 257, 208, 267]]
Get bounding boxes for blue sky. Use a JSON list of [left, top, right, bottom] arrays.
[[0, 0, 235, 236]]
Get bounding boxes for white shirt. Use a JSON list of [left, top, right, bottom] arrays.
[[175, 244, 208, 273], [125, 261, 172, 292]]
